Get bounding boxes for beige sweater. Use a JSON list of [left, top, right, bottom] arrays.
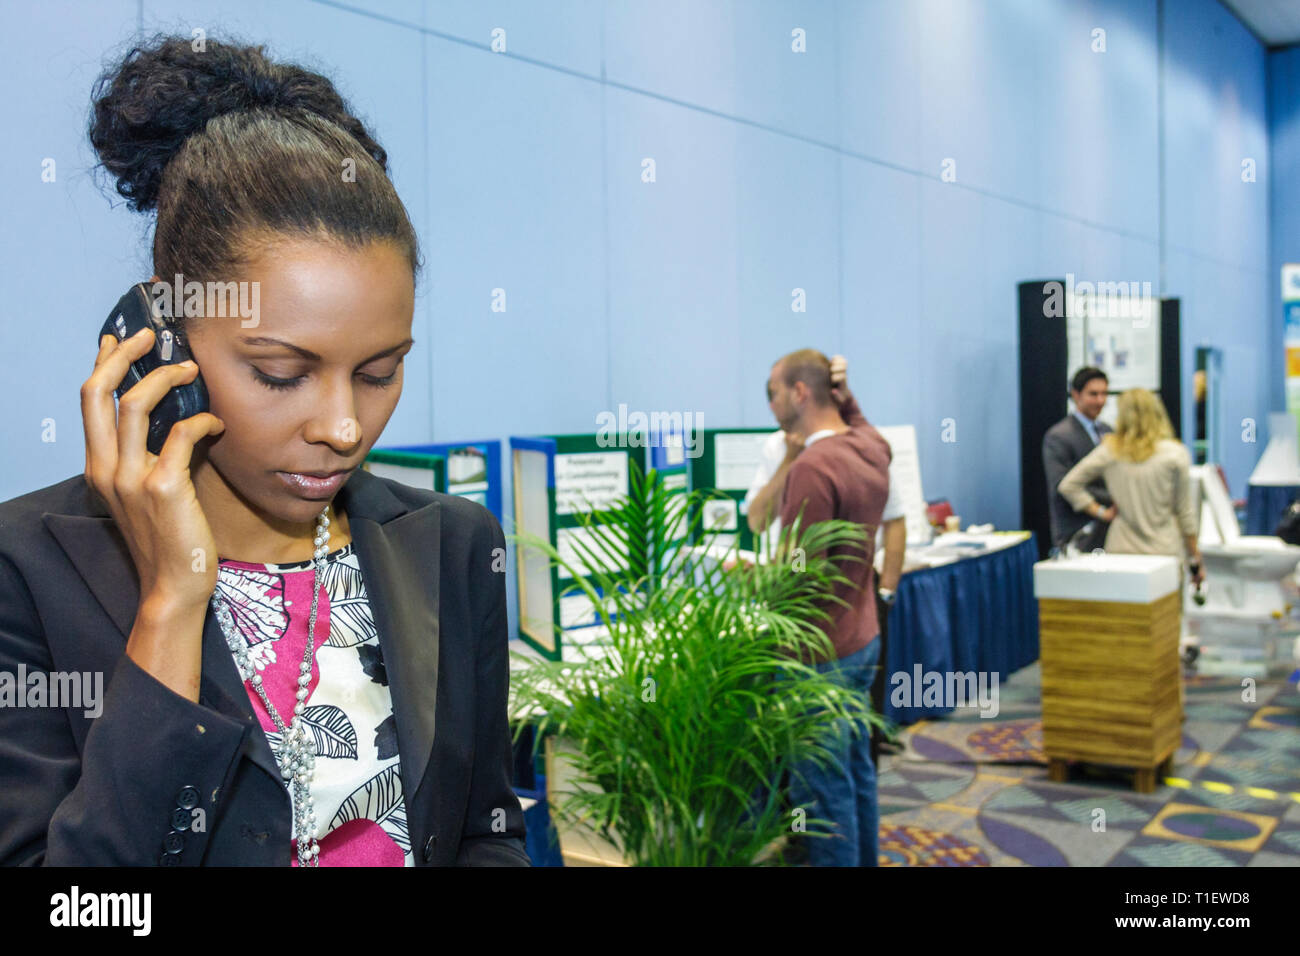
[[1057, 438, 1197, 560]]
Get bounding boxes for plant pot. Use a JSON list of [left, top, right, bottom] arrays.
[[543, 735, 630, 867], [542, 735, 789, 866]]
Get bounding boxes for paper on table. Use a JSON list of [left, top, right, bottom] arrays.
[[875, 532, 1028, 571]]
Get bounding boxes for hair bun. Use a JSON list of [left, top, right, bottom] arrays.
[[90, 34, 387, 212]]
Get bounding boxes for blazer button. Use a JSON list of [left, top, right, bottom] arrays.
[[177, 786, 200, 810], [171, 807, 193, 831], [162, 831, 185, 854], [422, 835, 436, 862], [159, 853, 181, 866]]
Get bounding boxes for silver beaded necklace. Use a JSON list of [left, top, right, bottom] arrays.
[[212, 504, 332, 868]]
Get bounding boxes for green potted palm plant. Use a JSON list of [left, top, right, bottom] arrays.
[[510, 462, 884, 866]]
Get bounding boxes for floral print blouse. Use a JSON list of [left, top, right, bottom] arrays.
[[214, 543, 411, 866]]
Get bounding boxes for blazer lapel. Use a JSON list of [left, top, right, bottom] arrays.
[[41, 468, 442, 809], [42, 509, 280, 782], [337, 469, 441, 812]]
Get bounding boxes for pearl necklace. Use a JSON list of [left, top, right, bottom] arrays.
[[212, 504, 332, 867]]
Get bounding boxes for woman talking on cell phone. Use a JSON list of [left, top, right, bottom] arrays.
[[0, 35, 527, 866]]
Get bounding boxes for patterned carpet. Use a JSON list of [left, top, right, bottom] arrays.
[[876, 664, 1300, 866]]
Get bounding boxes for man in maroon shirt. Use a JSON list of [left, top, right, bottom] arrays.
[[768, 348, 891, 866]]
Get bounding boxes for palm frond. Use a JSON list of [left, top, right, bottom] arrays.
[[511, 460, 884, 866]]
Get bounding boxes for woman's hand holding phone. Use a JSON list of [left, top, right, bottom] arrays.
[[82, 328, 225, 700]]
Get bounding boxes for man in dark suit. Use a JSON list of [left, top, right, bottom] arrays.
[[1042, 367, 1114, 553]]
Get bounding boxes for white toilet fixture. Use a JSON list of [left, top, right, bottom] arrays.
[[1189, 464, 1300, 619]]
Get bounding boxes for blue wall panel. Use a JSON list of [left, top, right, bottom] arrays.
[[0, 0, 1286, 639], [735, 127, 841, 427], [0, 0, 143, 496], [604, 85, 741, 426], [424, 36, 606, 441]]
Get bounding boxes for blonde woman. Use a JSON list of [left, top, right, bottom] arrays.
[[1058, 388, 1206, 587]]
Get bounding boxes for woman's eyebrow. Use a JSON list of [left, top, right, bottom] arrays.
[[238, 336, 414, 363]]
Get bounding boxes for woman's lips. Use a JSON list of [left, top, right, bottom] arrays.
[[276, 470, 352, 499]]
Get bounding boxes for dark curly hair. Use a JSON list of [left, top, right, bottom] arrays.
[[89, 34, 420, 305]]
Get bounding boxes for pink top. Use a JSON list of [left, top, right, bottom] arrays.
[[215, 543, 411, 866]]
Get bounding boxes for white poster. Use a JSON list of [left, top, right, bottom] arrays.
[[555, 451, 629, 515], [874, 425, 931, 546], [1066, 305, 1086, 406], [446, 445, 488, 495], [365, 460, 436, 491], [714, 432, 771, 491], [702, 497, 738, 532], [558, 593, 598, 628], [1077, 294, 1160, 392], [556, 525, 628, 579]]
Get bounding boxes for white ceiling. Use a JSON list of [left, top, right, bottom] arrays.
[[1220, 0, 1300, 47]]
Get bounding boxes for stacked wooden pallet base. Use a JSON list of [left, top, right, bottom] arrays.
[[1046, 755, 1176, 794], [1039, 590, 1182, 794]]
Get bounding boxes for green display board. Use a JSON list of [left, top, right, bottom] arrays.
[[688, 427, 777, 556], [510, 432, 691, 661]]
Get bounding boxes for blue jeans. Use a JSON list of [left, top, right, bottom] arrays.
[[787, 639, 881, 867]]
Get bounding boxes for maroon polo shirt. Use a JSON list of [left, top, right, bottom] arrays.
[[778, 395, 892, 662]]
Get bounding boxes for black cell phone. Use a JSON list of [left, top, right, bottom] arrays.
[[99, 283, 210, 455]]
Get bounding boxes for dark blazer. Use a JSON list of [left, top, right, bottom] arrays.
[[0, 467, 528, 866], [1042, 414, 1114, 550]]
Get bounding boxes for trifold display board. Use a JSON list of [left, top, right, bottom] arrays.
[[380, 440, 503, 521], [516, 425, 931, 658], [510, 433, 690, 660], [363, 448, 446, 494]]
